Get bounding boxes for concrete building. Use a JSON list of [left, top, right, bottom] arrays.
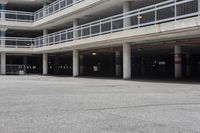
[[0, 0, 200, 79]]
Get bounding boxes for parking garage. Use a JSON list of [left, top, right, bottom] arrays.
[[3, 38, 200, 80]]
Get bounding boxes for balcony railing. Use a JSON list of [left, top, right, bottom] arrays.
[[34, 0, 85, 21], [0, 0, 199, 48], [0, 37, 35, 48], [0, 10, 34, 22], [0, 0, 85, 22]]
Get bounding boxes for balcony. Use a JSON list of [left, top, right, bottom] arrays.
[[34, 0, 200, 47], [34, 0, 85, 21], [0, 37, 35, 48], [0, 0, 85, 23], [0, 0, 199, 49], [0, 10, 33, 22]]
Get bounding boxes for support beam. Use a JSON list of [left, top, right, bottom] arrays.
[[0, 3, 6, 20], [43, 3, 47, 17], [43, 29, 48, 46], [73, 0, 78, 4], [43, 53, 48, 75], [1, 53, 6, 75], [0, 30, 6, 47], [174, 45, 182, 79], [198, 0, 200, 12], [123, 43, 131, 79], [123, 1, 131, 28], [116, 51, 122, 77], [73, 49, 79, 77], [73, 19, 78, 40]]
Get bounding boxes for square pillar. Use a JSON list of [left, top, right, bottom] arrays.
[[43, 3, 47, 17], [0, 3, 6, 20], [1, 53, 6, 75], [174, 45, 182, 79], [198, 0, 200, 13], [73, 19, 78, 40], [123, 43, 131, 79], [73, 49, 79, 77], [73, 0, 78, 4], [0, 29, 7, 47], [43, 29, 48, 46], [43, 53, 48, 75], [123, 1, 131, 28]]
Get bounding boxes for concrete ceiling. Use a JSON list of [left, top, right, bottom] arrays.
[[5, 0, 56, 11]]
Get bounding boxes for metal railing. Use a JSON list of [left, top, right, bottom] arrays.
[[0, 10, 34, 22], [0, 0, 85, 22], [0, 0, 199, 48], [34, 0, 85, 21], [0, 37, 35, 48]]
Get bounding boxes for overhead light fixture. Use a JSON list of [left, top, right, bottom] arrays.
[[92, 52, 97, 56]]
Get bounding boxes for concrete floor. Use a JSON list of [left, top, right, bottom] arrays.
[[0, 76, 200, 133]]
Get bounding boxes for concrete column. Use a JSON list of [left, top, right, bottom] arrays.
[[186, 54, 190, 77], [123, 43, 131, 79], [123, 1, 131, 28], [73, 19, 78, 40], [80, 55, 84, 76], [43, 53, 48, 75], [174, 45, 182, 79], [1, 53, 6, 75], [0, 30, 6, 47], [73, 0, 78, 4], [116, 51, 122, 77], [23, 56, 27, 74], [73, 49, 79, 77], [43, 29, 48, 46], [0, 3, 6, 20], [43, 3, 47, 17], [198, 0, 200, 12]]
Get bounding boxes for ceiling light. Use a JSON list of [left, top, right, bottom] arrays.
[[92, 52, 97, 56]]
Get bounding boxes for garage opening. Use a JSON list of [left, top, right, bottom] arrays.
[[6, 54, 42, 75], [48, 54, 72, 76], [80, 51, 118, 77]]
